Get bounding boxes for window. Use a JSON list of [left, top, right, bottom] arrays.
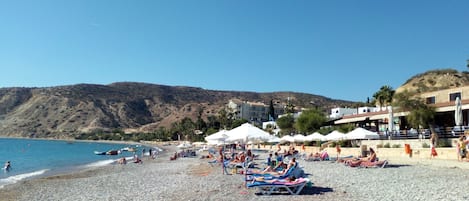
[[449, 92, 461, 101], [426, 96, 435, 104]]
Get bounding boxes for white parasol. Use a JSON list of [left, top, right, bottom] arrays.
[[305, 132, 326, 141], [345, 127, 380, 140], [279, 135, 295, 143], [324, 130, 346, 141], [292, 134, 306, 142], [455, 97, 463, 127], [225, 123, 272, 143]]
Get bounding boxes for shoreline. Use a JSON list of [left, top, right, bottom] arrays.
[[0, 138, 166, 191]]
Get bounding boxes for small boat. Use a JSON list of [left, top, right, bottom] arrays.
[[94, 151, 106, 155], [106, 150, 119, 155], [121, 147, 136, 152]]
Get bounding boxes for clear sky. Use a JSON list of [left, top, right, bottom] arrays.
[[1, 0, 468, 102]]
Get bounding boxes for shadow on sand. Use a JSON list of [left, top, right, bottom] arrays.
[[382, 164, 412, 168], [300, 186, 334, 195]]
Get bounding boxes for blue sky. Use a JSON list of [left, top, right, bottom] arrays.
[[1, 0, 468, 102]]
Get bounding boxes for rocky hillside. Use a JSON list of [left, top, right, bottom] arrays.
[[0, 82, 354, 138], [396, 69, 469, 94]]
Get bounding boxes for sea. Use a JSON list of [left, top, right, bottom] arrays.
[[0, 138, 157, 188]]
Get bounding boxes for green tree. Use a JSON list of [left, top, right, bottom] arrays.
[[268, 99, 275, 120], [373, 85, 395, 110], [218, 108, 230, 129], [276, 114, 295, 135], [285, 98, 295, 114], [232, 118, 248, 128], [170, 117, 196, 141], [393, 91, 436, 129], [294, 108, 327, 133]]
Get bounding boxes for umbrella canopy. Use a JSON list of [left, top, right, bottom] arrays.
[[325, 130, 345, 141], [177, 143, 193, 149], [267, 136, 281, 143], [455, 97, 463, 126], [345, 127, 380, 140], [279, 135, 295, 143], [388, 106, 394, 132], [305, 132, 326, 141], [205, 129, 229, 141], [205, 130, 230, 145], [225, 123, 272, 143], [292, 134, 306, 142]]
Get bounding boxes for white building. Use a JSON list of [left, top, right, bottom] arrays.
[[357, 106, 379, 114], [329, 107, 357, 119]]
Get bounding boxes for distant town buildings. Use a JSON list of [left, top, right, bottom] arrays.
[[332, 85, 469, 135], [227, 99, 285, 125]]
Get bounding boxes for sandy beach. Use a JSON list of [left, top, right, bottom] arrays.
[[1, 145, 469, 201]]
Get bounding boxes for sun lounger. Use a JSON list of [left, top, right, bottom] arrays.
[[245, 162, 298, 181], [329, 155, 353, 161], [360, 160, 388, 168], [247, 177, 310, 195]]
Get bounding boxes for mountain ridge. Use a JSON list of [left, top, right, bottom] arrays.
[[0, 82, 354, 138]]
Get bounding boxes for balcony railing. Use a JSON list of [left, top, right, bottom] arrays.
[[376, 126, 465, 140]]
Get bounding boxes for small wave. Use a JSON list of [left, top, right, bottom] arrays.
[[0, 169, 49, 188], [83, 159, 117, 168]]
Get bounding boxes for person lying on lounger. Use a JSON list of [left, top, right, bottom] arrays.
[[346, 148, 378, 167], [250, 157, 296, 175], [253, 175, 297, 183]]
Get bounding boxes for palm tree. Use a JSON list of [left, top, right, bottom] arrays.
[[373, 85, 395, 110]]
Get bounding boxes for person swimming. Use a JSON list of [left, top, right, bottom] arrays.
[[3, 161, 11, 171]]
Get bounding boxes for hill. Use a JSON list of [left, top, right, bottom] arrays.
[[396, 69, 469, 94], [0, 82, 354, 138]]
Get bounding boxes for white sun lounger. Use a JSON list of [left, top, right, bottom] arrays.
[[247, 177, 310, 195]]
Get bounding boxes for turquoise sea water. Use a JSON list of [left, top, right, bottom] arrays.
[[0, 138, 153, 188]]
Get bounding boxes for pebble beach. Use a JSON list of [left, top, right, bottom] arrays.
[[2, 145, 469, 201]]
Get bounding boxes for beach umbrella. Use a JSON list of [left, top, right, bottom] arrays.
[[267, 136, 281, 143], [345, 127, 380, 140], [205, 130, 230, 145], [177, 143, 192, 149], [455, 97, 463, 127], [205, 130, 229, 141], [292, 134, 306, 142], [225, 123, 272, 143], [279, 135, 295, 143], [305, 132, 326, 141], [325, 130, 346, 141]]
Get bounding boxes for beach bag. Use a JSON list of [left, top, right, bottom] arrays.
[[460, 149, 467, 158]]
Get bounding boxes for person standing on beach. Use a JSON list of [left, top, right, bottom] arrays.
[[458, 136, 467, 161], [336, 144, 341, 160], [430, 133, 438, 158]]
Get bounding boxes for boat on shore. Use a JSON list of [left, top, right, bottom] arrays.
[[94, 151, 106, 155], [106, 150, 119, 155], [120, 147, 136, 152]]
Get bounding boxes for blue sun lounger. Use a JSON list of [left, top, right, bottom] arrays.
[[245, 162, 298, 181]]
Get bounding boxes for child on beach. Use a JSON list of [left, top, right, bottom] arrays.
[[266, 153, 272, 167], [458, 136, 467, 161]]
